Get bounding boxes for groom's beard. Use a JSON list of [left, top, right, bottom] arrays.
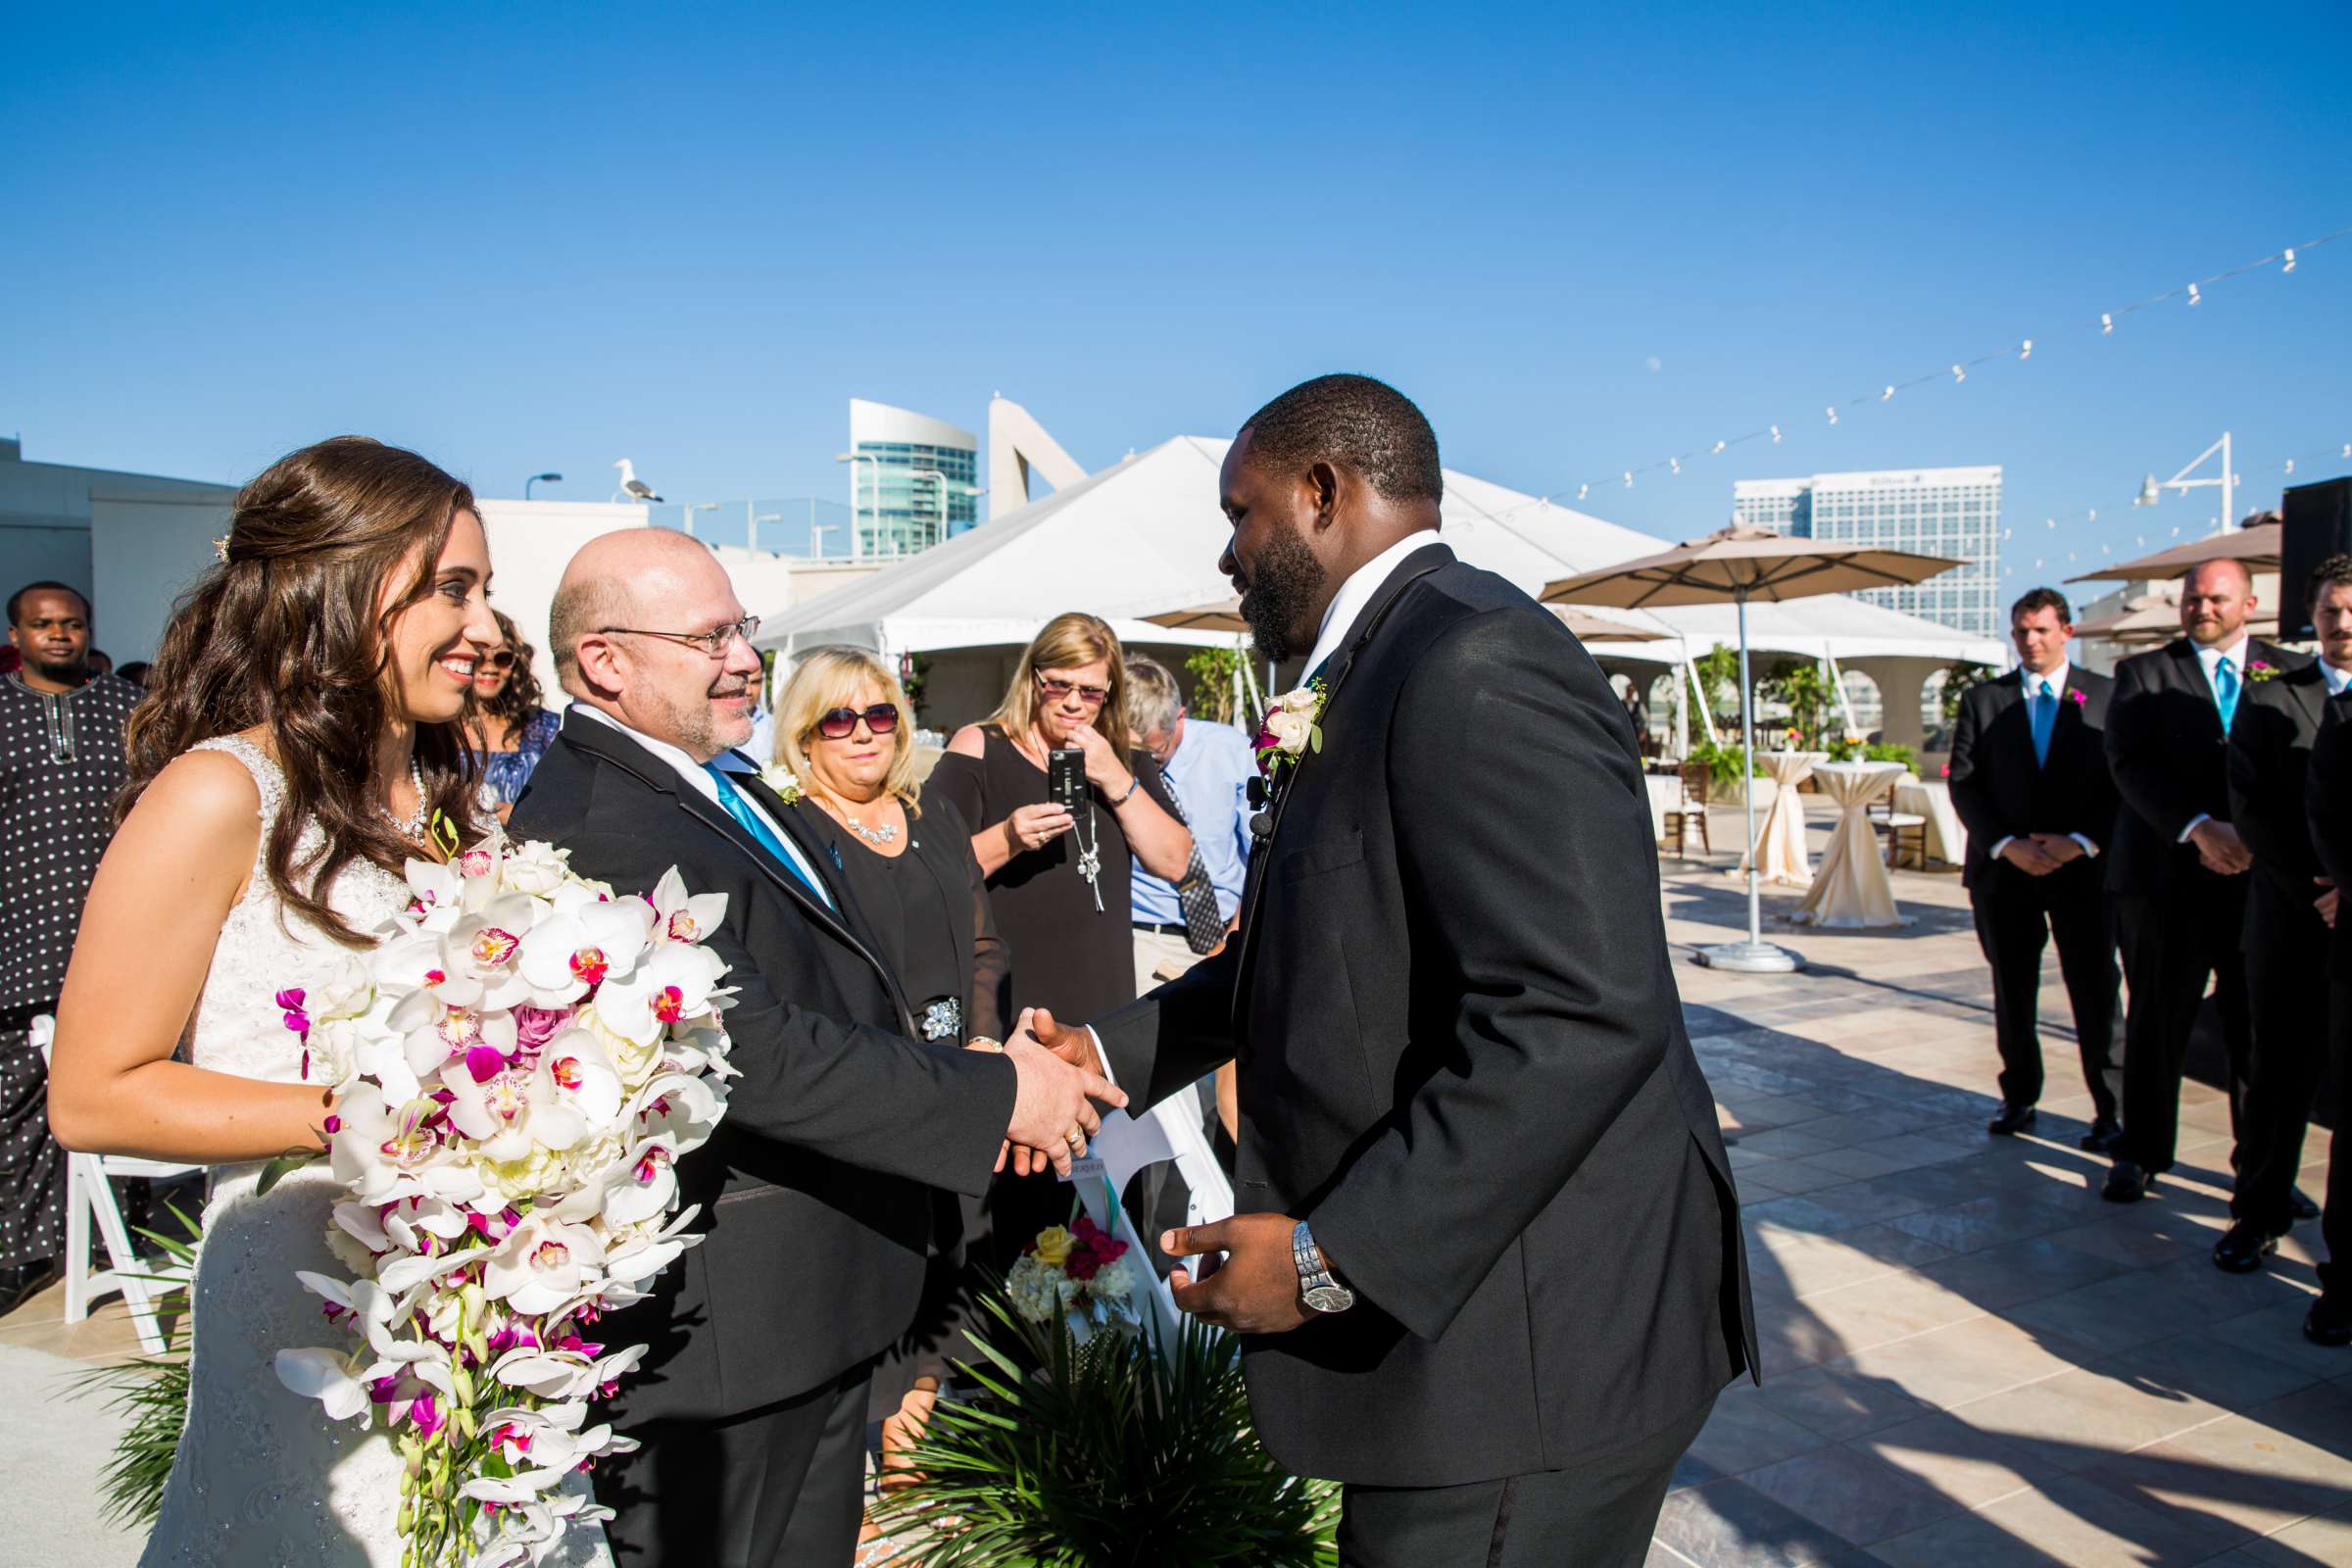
[[1238, 522, 1327, 665]]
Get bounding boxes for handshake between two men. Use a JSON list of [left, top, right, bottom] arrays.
[[982, 1004, 1127, 1179]]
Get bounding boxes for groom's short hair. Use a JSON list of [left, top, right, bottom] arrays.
[[1240, 374, 1443, 508]]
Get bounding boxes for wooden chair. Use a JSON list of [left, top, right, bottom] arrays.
[[1662, 761, 1711, 858], [32, 1016, 197, 1354], [1868, 790, 1930, 869]]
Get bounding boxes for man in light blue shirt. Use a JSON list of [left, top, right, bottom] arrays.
[[1126, 657, 1254, 993]]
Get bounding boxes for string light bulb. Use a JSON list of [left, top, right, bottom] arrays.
[[2187, 283, 2202, 306], [2287, 459, 2297, 475], [2020, 339, 2034, 361], [1669, 457, 1682, 474], [1770, 425, 1782, 444], [1577, 484, 1589, 501], [1712, 440, 1726, 454], [1951, 365, 1966, 384], [1826, 407, 1838, 425], [2284, 248, 2298, 273], [2102, 313, 2115, 334], [1623, 470, 1634, 488], [1882, 385, 1895, 401]]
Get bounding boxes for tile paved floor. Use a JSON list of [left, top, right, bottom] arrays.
[[1650, 802, 2352, 1566]]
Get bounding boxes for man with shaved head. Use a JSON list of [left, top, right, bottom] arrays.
[[512, 527, 1125, 1566], [2101, 556, 2310, 1204]]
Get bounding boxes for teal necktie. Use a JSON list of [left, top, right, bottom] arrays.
[[2215, 657, 2240, 733], [704, 763, 832, 908], [2030, 679, 2057, 767]]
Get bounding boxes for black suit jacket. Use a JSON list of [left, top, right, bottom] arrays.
[[1095, 545, 1753, 1488], [1946, 665, 2117, 890], [2228, 662, 2337, 943], [2305, 692, 2352, 980], [2104, 637, 2311, 896], [508, 711, 1015, 1421]]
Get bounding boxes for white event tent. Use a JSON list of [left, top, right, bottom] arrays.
[[755, 436, 2000, 753]]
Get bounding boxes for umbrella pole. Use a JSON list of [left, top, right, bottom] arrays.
[[1696, 587, 1801, 973]]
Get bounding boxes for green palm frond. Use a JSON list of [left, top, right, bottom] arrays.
[[869, 1294, 1340, 1567], [66, 1200, 200, 1529]]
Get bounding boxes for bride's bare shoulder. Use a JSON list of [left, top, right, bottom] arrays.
[[133, 741, 268, 832]]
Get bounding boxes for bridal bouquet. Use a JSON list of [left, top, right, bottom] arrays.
[[270, 836, 738, 1568]]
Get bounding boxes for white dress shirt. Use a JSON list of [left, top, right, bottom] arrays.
[[2179, 633, 2252, 844], [1299, 528, 1445, 682], [2327, 662, 2352, 698], [1987, 662, 2101, 863], [572, 702, 834, 904]]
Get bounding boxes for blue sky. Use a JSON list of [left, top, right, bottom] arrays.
[[6, 2, 2349, 584]]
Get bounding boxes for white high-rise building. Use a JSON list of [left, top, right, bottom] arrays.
[[1734, 465, 2003, 636]]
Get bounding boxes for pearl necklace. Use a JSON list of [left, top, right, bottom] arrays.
[[379, 756, 427, 844]]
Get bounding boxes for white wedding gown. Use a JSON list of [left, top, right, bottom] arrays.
[[141, 737, 611, 1567]]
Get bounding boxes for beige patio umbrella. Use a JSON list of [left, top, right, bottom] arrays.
[[1143, 596, 1250, 633], [1540, 525, 1961, 974], [2074, 591, 2278, 646], [2067, 520, 2282, 583]]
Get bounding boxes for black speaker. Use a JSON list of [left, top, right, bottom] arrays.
[[2278, 476, 2352, 641]]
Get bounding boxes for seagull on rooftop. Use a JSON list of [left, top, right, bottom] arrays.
[[612, 459, 663, 504]]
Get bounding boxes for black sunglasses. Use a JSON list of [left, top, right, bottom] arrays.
[[812, 704, 900, 740]]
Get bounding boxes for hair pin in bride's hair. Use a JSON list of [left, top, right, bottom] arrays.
[[212, 534, 231, 563]]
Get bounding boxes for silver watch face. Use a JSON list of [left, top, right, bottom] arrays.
[[1302, 1282, 1355, 1313]]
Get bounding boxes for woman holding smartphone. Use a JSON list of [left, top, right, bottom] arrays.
[[929, 613, 1191, 1255]]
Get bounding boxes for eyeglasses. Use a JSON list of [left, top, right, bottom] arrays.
[[1036, 672, 1109, 706], [812, 704, 900, 740], [483, 651, 516, 671], [599, 615, 762, 659]]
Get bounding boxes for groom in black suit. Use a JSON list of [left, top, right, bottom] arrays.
[[1042, 375, 1754, 1565], [1946, 586, 2122, 1149], [2102, 558, 2310, 1203], [2213, 557, 2352, 1272], [512, 529, 1124, 1566]]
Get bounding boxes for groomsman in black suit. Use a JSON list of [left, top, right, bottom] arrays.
[[1947, 587, 2122, 1148], [2218, 557, 2352, 1272], [2102, 558, 2311, 1202], [2301, 682, 2352, 1344]]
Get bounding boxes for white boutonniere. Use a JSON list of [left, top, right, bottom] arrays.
[[759, 764, 802, 804], [1252, 678, 1328, 785]]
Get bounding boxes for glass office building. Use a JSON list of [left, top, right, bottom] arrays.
[[847, 398, 981, 558], [1733, 466, 2003, 636]]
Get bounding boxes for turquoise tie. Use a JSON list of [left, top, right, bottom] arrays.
[[703, 763, 832, 908], [2215, 657, 2240, 733], [2030, 679, 2056, 767]]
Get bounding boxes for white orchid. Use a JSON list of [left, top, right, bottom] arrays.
[[539, 1028, 624, 1133], [274, 1347, 383, 1423], [480, 1211, 605, 1314], [646, 867, 727, 947], [602, 1134, 683, 1227], [603, 1206, 705, 1287], [594, 942, 727, 1045], [329, 1087, 459, 1203], [515, 897, 653, 1005]]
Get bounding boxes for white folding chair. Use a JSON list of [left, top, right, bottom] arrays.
[[31, 1015, 198, 1354], [1074, 1086, 1238, 1347]]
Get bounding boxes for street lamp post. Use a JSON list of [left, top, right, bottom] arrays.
[[907, 467, 986, 549], [835, 452, 881, 563], [680, 502, 719, 538], [809, 522, 838, 557], [2134, 431, 2238, 536], [524, 472, 562, 500], [754, 513, 787, 553]]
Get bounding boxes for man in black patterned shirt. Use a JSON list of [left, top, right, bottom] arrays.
[[0, 582, 141, 1310]]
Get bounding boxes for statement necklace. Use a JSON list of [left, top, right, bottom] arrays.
[[821, 787, 901, 849], [380, 756, 427, 844]]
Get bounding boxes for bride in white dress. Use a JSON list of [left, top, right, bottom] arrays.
[[47, 438, 610, 1566]]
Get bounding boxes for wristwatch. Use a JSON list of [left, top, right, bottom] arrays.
[[1292, 1220, 1355, 1314]]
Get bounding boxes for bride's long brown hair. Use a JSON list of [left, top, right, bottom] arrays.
[[122, 436, 485, 945]]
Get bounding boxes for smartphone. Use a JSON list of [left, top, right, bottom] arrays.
[[1048, 748, 1086, 811]]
